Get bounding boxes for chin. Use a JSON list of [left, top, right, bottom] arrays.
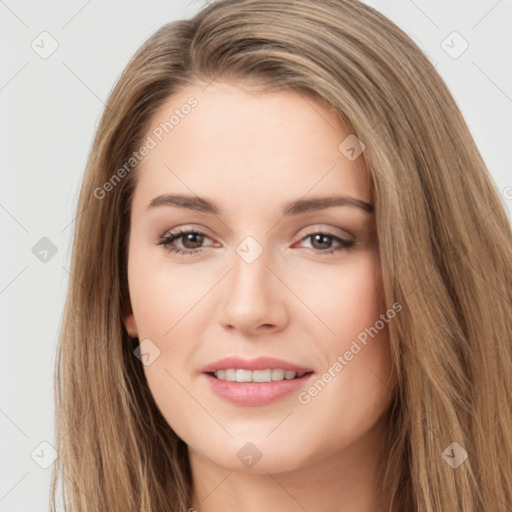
[[189, 435, 316, 475]]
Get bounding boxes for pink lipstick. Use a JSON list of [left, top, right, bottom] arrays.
[[201, 356, 314, 406]]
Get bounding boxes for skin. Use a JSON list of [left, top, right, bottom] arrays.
[[124, 81, 395, 512]]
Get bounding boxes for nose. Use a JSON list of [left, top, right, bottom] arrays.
[[218, 245, 289, 334]]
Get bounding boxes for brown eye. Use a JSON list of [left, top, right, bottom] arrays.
[[158, 229, 214, 256], [309, 233, 334, 250], [181, 232, 205, 249], [296, 231, 356, 255]]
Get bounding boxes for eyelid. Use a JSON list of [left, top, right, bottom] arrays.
[[300, 224, 354, 238], [159, 223, 213, 237]]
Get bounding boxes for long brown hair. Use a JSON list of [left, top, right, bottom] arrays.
[[51, 0, 512, 510]]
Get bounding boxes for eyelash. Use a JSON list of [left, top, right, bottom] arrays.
[[157, 228, 356, 257]]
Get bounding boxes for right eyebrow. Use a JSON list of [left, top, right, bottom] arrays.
[[146, 194, 221, 214]]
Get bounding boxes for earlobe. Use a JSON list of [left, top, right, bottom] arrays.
[[124, 313, 138, 338]]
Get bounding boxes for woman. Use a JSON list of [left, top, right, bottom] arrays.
[[51, 0, 512, 510]]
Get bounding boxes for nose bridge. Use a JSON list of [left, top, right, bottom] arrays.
[[229, 238, 273, 307], [219, 235, 287, 331], [232, 240, 270, 293]]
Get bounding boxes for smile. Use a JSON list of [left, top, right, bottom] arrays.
[[211, 368, 308, 382]]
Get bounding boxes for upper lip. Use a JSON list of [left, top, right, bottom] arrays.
[[201, 356, 313, 374]]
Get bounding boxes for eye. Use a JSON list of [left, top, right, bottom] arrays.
[[157, 228, 355, 257], [157, 229, 215, 256], [294, 230, 356, 255]]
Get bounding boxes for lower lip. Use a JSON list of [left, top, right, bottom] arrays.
[[203, 372, 314, 406]]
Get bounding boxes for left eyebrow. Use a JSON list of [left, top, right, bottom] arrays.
[[282, 195, 373, 215], [145, 193, 373, 215]]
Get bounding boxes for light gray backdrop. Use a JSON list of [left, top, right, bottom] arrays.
[[1, 0, 511, 510]]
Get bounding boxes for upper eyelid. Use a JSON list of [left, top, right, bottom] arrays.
[[163, 223, 354, 238], [299, 225, 354, 240]]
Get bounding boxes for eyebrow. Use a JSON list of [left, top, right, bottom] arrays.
[[146, 193, 373, 215]]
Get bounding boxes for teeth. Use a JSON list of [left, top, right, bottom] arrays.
[[271, 369, 285, 381], [235, 369, 252, 382], [252, 369, 272, 382], [213, 368, 305, 383]]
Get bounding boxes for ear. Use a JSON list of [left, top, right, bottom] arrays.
[[122, 301, 139, 338], [124, 313, 138, 338]]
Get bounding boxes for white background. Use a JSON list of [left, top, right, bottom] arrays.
[[1, 0, 511, 509]]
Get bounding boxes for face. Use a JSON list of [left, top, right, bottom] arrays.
[[124, 81, 395, 474]]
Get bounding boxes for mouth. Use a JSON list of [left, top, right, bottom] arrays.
[[207, 368, 312, 382], [201, 357, 315, 406]]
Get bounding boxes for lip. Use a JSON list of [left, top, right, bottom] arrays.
[[201, 356, 313, 374], [201, 357, 314, 407]]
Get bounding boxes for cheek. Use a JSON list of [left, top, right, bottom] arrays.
[[127, 241, 214, 394], [303, 252, 392, 413], [334, 253, 390, 369], [126, 247, 194, 394], [303, 251, 384, 342], [127, 245, 205, 339]]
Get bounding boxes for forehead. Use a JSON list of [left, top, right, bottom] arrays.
[[133, 81, 371, 214]]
